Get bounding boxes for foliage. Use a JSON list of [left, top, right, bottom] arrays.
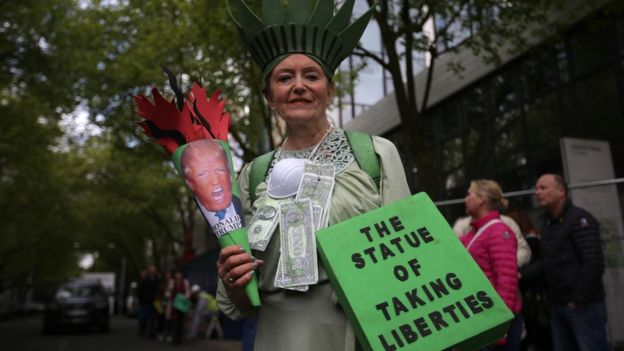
[[1, 0, 84, 297], [0, 0, 274, 300]]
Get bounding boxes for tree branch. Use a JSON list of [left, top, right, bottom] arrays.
[[434, 0, 471, 50], [351, 46, 390, 71], [420, 46, 437, 111], [368, 0, 413, 126], [402, 0, 417, 113]]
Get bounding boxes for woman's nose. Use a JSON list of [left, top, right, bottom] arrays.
[[293, 76, 305, 93]]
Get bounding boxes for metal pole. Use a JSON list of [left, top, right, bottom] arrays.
[[434, 177, 624, 207]]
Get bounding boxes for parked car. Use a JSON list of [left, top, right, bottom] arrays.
[[0, 290, 19, 320], [42, 280, 110, 333]]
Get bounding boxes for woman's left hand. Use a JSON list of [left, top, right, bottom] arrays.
[[217, 245, 263, 301]]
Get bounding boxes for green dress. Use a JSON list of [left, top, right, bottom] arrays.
[[217, 130, 411, 351]]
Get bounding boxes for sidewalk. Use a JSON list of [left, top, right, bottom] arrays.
[[198, 339, 242, 351]]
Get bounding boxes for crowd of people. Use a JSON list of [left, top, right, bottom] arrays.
[[453, 174, 608, 351], [136, 267, 222, 346]]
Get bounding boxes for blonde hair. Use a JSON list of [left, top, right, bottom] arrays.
[[471, 179, 508, 211]]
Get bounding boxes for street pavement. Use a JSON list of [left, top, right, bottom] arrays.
[[0, 314, 242, 351]]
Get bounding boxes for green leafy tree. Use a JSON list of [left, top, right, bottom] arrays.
[[66, 136, 194, 275], [54, 0, 276, 275], [0, 0, 90, 298]]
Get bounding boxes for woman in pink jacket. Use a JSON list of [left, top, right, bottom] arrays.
[[461, 179, 522, 351]]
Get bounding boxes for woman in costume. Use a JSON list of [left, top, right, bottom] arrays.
[[461, 180, 522, 351], [215, 0, 411, 349]]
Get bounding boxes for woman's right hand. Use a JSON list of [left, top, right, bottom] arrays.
[[217, 246, 263, 302]]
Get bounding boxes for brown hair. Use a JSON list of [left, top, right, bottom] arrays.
[[507, 208, 536, 236], [471, 179, 508, 212]]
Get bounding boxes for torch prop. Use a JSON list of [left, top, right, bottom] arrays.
[[133, 71, 260, 307]]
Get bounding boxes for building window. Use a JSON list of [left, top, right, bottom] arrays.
[[570, 20, 617, 77], [490, 70, 521, 114], [574, 68, 623, 138], [463, 85, 489, 125], [523, 93, 562, 164], [464, 122, 492, 177], [522, 47, 562, 100]]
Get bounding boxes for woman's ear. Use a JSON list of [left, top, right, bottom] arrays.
[[325, 82, 335, 110], [476, 193, 487, 208]]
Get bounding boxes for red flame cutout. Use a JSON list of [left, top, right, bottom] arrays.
[[133, 85, 230, 155], [188, 83, 230, 141]]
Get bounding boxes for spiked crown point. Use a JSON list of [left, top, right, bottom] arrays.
[[231, 0, 374, 79]]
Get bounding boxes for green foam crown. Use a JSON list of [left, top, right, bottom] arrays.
[[231, 0, 374, 79]]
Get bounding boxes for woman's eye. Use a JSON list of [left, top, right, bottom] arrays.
[[277, 75, 291, 82], [306, 74, 319, 81]]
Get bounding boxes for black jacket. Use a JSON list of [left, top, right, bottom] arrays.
[[138, 276, 161, 305], [521, 199, 605, 304]]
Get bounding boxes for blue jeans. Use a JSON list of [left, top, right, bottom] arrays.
[[550, 301, 610, 351]]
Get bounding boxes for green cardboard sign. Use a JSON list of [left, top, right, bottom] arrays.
[[316, 193, 513, 351]]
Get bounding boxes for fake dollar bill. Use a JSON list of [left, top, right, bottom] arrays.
[[311, 206, 323, 230], [274, 199, 318, 288], [295, 163, 335, 229], [303, 161, 335, 178], [248, 194, 281, 251]]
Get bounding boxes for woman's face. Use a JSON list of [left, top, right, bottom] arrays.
[[266, 54, 333, 126], [464, 184, 484, 217]]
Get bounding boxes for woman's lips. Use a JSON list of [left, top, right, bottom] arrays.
[[289, 98, 312, 103]]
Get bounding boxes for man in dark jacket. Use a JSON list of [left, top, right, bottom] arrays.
[[524, 173, 609, 351], [138, 266, 161, 338]]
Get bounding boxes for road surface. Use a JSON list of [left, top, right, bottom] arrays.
[[0, 314, 242, 351]]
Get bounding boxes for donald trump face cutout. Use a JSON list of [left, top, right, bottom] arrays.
[[181, 139, 232, 212]]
